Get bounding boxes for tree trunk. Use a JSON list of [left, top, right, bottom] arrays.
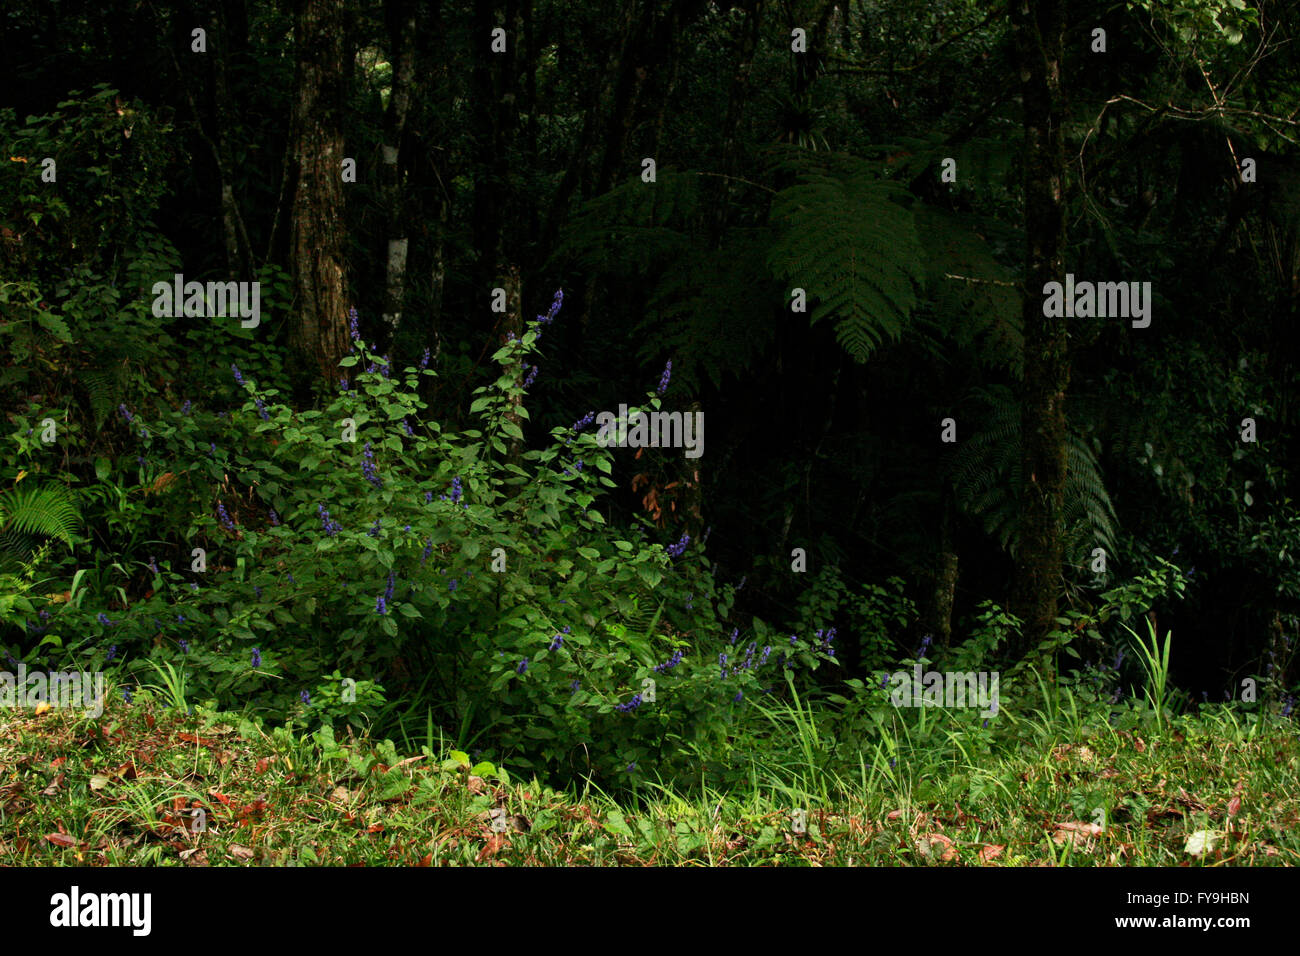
[[379, 0, 416, 336], [289, 0, 350, 381], [1009, 0, 1069, 656]]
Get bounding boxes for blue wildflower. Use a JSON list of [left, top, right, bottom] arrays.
[[362, 442, 383, 489], [657, 359, 672, 396], [535, 289, 563, 334], [251, 647, 262, 667], [654, 649, 683, 673], [516, 658, 528, 675], [318, 504, 342, 536], [231, 364, 244, 386]]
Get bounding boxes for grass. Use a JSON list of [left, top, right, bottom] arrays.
[[1, 676, 1297, 866]]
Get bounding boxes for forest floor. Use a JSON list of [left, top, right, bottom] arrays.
[[1, 692, 1297, 866]]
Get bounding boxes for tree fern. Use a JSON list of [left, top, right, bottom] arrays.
[[638, 227, 778, 392], [949, 386, 1119, 566], [912, 205, 1023, 379], [766, 168, 926, 362], [549, 167, 704, 276]]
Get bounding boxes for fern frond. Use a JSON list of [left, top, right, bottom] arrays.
[[0, 484, 82, 546], [948, 386, 1118, 562], [767, 169, 926, 362]]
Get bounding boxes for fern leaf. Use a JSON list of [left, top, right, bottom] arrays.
[[767, 169, 925, 362]]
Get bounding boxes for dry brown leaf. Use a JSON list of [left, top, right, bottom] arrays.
[[1227, 796, 1241, 817], [229, 844, 255, 861], [466, 775, 487, 794], [44, 833, 81, 848], [978, 843, 1005, 863], [886, 809, 904, 820], [1052, 821, 1104, 845], [916, 832, 957, 862], [477, 833, 508, 862]]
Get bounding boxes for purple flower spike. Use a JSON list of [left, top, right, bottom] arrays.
[[657, 359, 672, 396]]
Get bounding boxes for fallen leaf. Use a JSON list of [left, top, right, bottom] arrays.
[[886, 809, 904, 820], [467, 775, 487, 794], [916, 832, 957, 862], [477, 833, 507, 862], [1227, 796, 1241, 817], [978, 843, 1005, 863], [44, 833, 81, 848], [229, 844, 255, 861], [1184, 830, 1220, 857], [41, 773, 65, 796], [1052, 821, 1103, 845], [34, 702, 51, 716], [88, 775, 112, 792]]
